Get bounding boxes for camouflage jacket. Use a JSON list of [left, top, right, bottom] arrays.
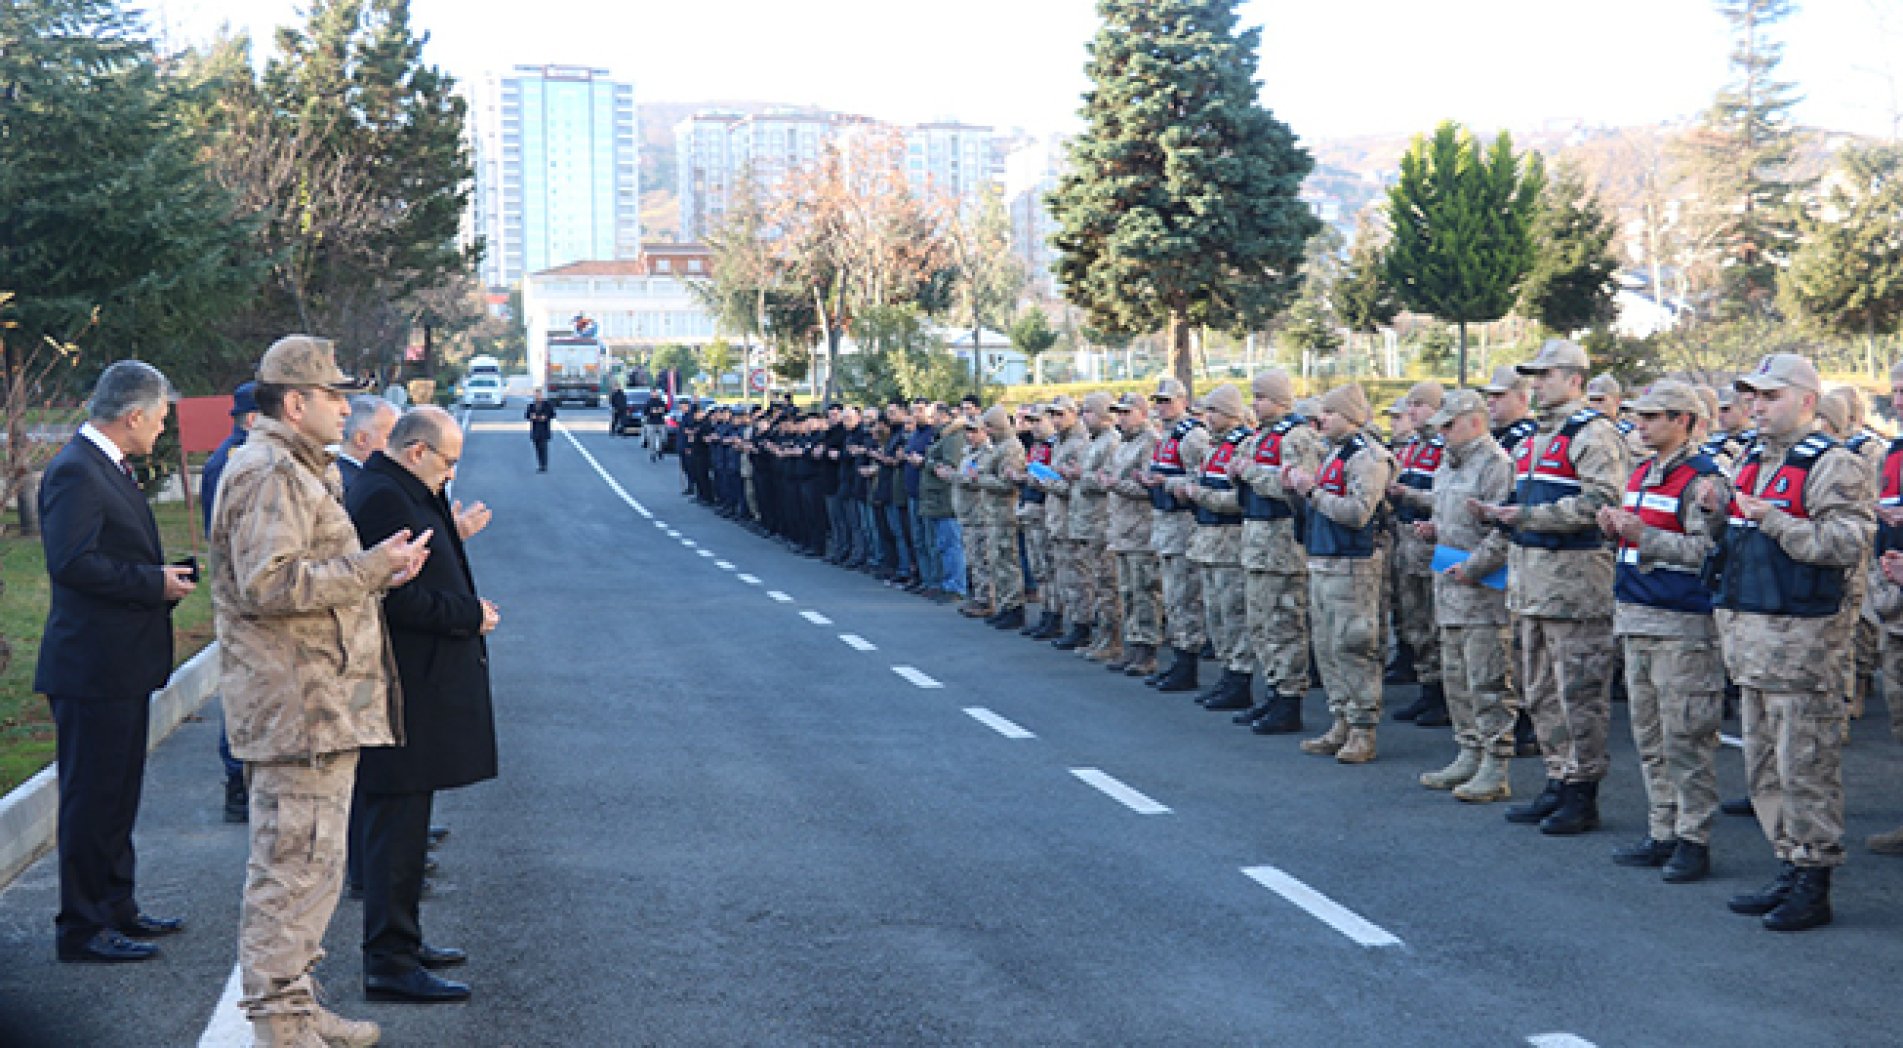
[[1306, 428, 1395, 576], [1187, 424, 1253, 566], [1069, 424, 1119, 542], [1043, 422, 1092, 534], [210, 417, 402, 762], [1237, 412, 1327, 575], [1431, 432, 1514, 626], [1105, 426, 1158, 554], [942, 426, 977, 520], [1612, 442, 1729, 640], [1150, 420, 1211, 557], [975, 436, 1027, 527]]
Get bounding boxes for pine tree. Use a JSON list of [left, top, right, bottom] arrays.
[[1383, 122, 1545, 387], [1330, 222, 1400, 346], [1048, 0, 1318, 396], [1780, 144, 1903, 352], [1519, 163, 1621, 335]]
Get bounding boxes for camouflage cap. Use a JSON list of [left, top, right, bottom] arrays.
[[1629, 379, 1705, 418], [258, 335, 369, 390], [1110, 392, 1145, 413], [1048, 394, 1079, 414], [1425, 388, 1487, 429], [1020, 401, 1046, 419], [1406, 380, 1446, 409], [1383, 397, 1407, 416], [1736, 353, 1822, 395], [1150, 376, 1189, 402], [1587, 373, 1623, 399], [1516, 338, 1591, 374], [1716, 385, 1741, 407], [1294, 397, 1322, 417], [982, 405, 1014, 435], [1203, 383, 1246, 419], [1081, 391, 1113, 414], [1480, 364, 1528, 395]]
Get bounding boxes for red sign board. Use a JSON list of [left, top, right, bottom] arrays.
[[175, 395, 235, 454]]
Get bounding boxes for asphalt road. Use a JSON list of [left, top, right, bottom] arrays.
[[3, 401, 1901, 1047]]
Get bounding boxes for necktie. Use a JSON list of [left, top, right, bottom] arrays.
[[120, 459, 136, 482]]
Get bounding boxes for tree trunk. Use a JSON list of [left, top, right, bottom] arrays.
[[1456, 321, 1470, 389], [1169, 311, 1195, 399]]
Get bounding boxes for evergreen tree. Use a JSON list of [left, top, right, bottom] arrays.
[[1383, 121, 1545, 387], [1519, 163, 1621, 334], [1780, 144, 1903, 347], [1331, 230, 1400, 342], [1048, 0, 1319, 396]]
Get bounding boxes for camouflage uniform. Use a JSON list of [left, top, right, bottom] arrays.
[[1238, 413, 1328, 697], [1151, 418, 1212, 651], [1020, 431, 1056, 611], [1045, 422, 1094, 628], [1841, 430, 1885, 716], [952, 431, 991, 612], [210, 416, 404, 1023], [1710, 426, 1874, 870], [1071, 421, 1123, 653], [1390, 433, 1445, 686], [976, 434, 1028, 612], [1431, 432, 1519, 757], [1305, 430, 1396, 727], [1186, 422, 1255, 673], [1107, 423, 1162, 648]]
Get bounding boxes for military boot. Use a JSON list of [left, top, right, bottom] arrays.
[[1021, 609, 1054, 637], [1156, 650, 1201, 693], [988, 606, 1026, 630], [1233, 698, 1277, 725], [1299, 717, 1350, 756], [1335, 727, 1377, 764], [1051, 623, 1092, 651], [1539, 780, 1601, 835], [1661, 841, 1711, 883], [1033, 611, 1067, 639], [1419, 747, 1481, 790], [1391, 688, 1433, 721], [1194, 670, 1236, 706], [251, 1015, 324, 1048], [1412, 682, 1451, 727], [1505, 778, 1565, 824], [224, 776, 249, 823], [1383, 643, 1417, 685], [1729, 862, 1799, 915], [1143, 646, 1178, 685], [312, 1007, 381, 1047], [1452, 753, 1511, 802], [1199, 639, 1217, 660], [1762, 866, 1833, 931], [1251, 693, 1304, 734], [1866, 824, 1903, 854], [1611, 836, 1677, 868], [1204, 672, 1255, 712]]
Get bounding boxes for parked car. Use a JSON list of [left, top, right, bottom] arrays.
[[613, 387, 655, 435], [661, 398, 720, 455], [460, 374, 505, 409]]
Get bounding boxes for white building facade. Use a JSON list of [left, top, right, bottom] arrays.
[[520, 248, 720, 380]]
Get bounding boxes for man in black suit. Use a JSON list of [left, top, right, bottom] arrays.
[[35, 360, 195, 963], [525, 388, 556, 472], [336, 394, 397, 493], [344, 406, 499, 1002]]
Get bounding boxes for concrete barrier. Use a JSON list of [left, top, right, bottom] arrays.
[[0, 641, 222, 890]]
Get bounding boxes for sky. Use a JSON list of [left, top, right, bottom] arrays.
[[148, 0, 1903, 141]]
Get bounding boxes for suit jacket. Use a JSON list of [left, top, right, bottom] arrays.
[[344, 452, 498, 794], [34, 434, 173, 699], [336, 454, 365, 493]]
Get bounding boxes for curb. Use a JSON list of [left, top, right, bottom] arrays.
[[0, 641, 222, 891]]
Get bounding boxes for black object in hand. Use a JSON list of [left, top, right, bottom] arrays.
[[173, 556, 199, 584]]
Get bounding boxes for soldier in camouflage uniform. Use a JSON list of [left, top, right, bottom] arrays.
[[949, 405, 993, 617], [971, 406, 1028, 630], [1068, 392, 1123, 662], [1103, 394, 1162, 675], [1014, 405, 1059, 636], [1471, 340, 1630, 836], [1418, 390, 1520, 802], [1290, 384, 1395, 764], [1824, 386, 1885, 724], [1589, 373, 1650, 462], [1177, 384, 1256, 710], [1140, 377, 1211, 692], [1481, 364, 1545, 759], [1703, 353, 1874, 932], [211, 337, 431, 1048], [1387, 382, 1448, 725], [1595, 381, 1729, 883], [1042, 396, 1095, 649], [1874, 362, 1903, 855]]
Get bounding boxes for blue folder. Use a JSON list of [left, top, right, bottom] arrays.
[[1027, 462, 1063, 484], [1432, 545, 1507, 591]]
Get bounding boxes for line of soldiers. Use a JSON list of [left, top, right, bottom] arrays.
[[683, 339, 1903, 934]]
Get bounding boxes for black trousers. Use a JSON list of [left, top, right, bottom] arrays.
[[359, 788, 435, 977], [531, 437, 549, 470], [49, 694, 148, 946]]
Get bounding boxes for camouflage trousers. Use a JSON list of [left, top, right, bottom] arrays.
[[1622, 634, 1725, 845], [1055, 537, 1097, 628], [985, 520, 1025, 611], [1310, 560, 1386, 727], [1851, 613, 1879, 712], [1517, 616, 1616, 783], [1159, 553, 1205, 651], [1440, 623, 1518, 757], [1742, 686, 1847, 868], [1022, 520, 1053, 608], [1085, 543, 1121, 639], [1393, 569, 1441, 684], [1199, 563, 1250, 671], [238, 749, 358, 1019], [1116, 551, 1163, 646], [961, 521, 992, 609], [1246, 570, 1310, 697], [1884, 630, 1903, 743]]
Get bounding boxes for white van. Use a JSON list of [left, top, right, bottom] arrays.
[[461, 374, 505, 408]]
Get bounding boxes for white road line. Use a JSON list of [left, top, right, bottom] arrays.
[[666, 530, 681, 537], [737, 574, 762, 585], [681, 539, 698, 548], [964, 707, 1035, 739], [1240, 865, 1402, 948], [716, 561, 736, 570], [800, 611, 833, 626], [557, 422, 653, 518], [768, 591, 794, 603], [653, 521, 668, 529], [1721, 733, 1744, 749], [196, 963, 247, 1046], [1070, 768, 1171, 815], [892, 666, 942, 689], [1527, 1035, 1598, 1048], [839, 633, 877, 651], [697, 549, 715, 558]]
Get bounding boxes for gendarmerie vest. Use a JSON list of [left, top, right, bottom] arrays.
[[1614, 453, 1720, 615], [1511, 409, 1607, 552], [1306, 433, 1380, 559], [1393, 434, 1444, 524], [1242, 415, 1306, 521], [1493, 417, 1539, 456], [1712, 433, 1847, 618], [1021, 435, 1054, 505], [1193, 424, 1253, 527], [1149, 417, 1205, 512], [1879, 435, 1903, 553]]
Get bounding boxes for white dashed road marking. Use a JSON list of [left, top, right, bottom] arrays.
[[1240, 865, 1402, 948], [716, 561, 736, 570], [697, 550, 715, 558], [964, 708, 1035, 739], [839, 634, 877, 651], [892, 666, 942, 689], [1069, 769, 1171, 815], [1527, 1035, 1598, 1048], [800, 611, 833, 626], [768, 591, 794, 603], [738, 574, 762, 585]]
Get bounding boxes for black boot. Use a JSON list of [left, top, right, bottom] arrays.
[[1204, 672, 1254, 711], [1762, 866, 1832, 931], [1383, 643, 1417, 685], [1392, 688, 1433, 722], [1251, 693, 1304, 734], [1032, 612, 1066, 640], [1020, 610, 1052, 637], [1233, 699, 1276, 725], [1199, 640, 1217, 661], [1506, 778, 1565, 824], [1413, 682, 1450, 727], [223, 776, 248, 824], [1612, 836, 1677, 868], [1051, 624, 1092, 651], [1661, 841, 1711, 883], [1143, 647, 1178, 687], [1540, 781, 1600, 835], [1513, 710, 1541, 757], [1194, 670, 1232, 705], [988, 606, 1026, 630], [1156, 650, 1200, 693], [1729, 862, 1799, 915]]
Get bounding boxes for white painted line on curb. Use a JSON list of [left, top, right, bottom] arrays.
[[964, 707, 1035, 739], [1240, 865, 1401, 948], [738, 574, 762, 585], [1070, 769, 1171, 815], [801, 611, 833, 626], [558, 423, 653, 518], [195, 963, 247, 1047], [839, 633, 877, 651], [716, 561, 736, 570], [892, 666, 942, 689], [1721, 733, 1743, 749], [768, 591, 794, 603], [1527, 1035, 1598, 1048]]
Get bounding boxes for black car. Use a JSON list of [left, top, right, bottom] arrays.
[[614, 387, 655, 435]]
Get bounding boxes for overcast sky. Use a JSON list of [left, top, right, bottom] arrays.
[[150, 0, 1903, 140]]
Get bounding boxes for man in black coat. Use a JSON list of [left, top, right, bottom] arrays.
[[344, 406, 499, 1002], [36, 360, 195, 963], [525, 389, 556, 472]]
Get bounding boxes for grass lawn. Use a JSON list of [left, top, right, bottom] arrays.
[[0, 498, 215, 795]]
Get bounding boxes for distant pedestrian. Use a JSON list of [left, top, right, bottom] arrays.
[[525, 388, 556, 472]]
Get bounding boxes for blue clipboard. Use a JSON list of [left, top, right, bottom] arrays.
[[1432, 545, 1507, 591], [1027, 462, 1062, 484]]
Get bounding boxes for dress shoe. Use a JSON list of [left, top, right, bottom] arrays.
[[58, 929, 160, 963], [224, 777, 249, 823], [119, 913, 185, 938], [418, 943, 468, 969], [364, 967, 471, 1003]]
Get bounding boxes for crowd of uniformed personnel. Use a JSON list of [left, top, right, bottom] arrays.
[[669, 339, 1903, 934]]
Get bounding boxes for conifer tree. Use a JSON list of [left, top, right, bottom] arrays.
[[1519, 163, 1621, 335], [1780, 144, 1903, 351]]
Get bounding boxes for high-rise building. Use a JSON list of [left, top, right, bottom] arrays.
[[468, 64, 640, 291], [1004, 135, 1069, 297]]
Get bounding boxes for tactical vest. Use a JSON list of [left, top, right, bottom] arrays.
[[1493, 417, 1539, 457], [1021, 436, 1054, 505], [1193, 425, 1253, 527], [1511, 409, 1607, 551], [1614, 453, 1719, 615], [1713, 434, 1846, 618], [1242, 415, 1306, 521], [1305, 434, 1380, 559], [1880, 436, 1903, 553], [1149, 417, 1205, 512], [1393, 434, 1444, 523]]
